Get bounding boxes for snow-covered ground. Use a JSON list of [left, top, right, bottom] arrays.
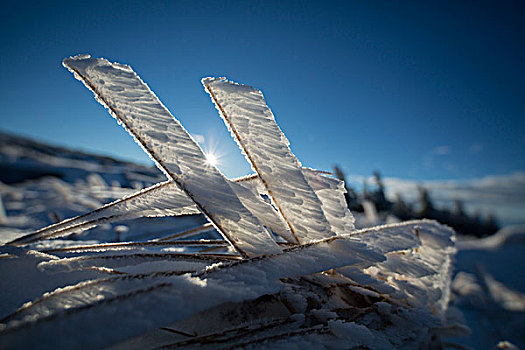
[[447, 226, 525, 349]]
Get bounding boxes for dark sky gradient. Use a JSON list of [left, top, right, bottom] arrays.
[[1, 0, 524, 180]]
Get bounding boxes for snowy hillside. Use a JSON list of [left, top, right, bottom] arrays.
[[0, 131, 199, 245]]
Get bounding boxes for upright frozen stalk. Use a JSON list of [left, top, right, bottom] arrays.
[[203, 77, 344, 243]]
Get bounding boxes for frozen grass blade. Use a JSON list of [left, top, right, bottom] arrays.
[[7, 181, 198, 246], [203, 78, 352, 243]]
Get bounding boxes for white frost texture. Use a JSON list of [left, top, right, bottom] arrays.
[[0, 55, 461, 349]]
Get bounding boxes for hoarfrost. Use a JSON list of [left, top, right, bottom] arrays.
[[0, 55, 461, 349]]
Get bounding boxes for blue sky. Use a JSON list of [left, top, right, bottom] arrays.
[[1, 0, 524, 182]]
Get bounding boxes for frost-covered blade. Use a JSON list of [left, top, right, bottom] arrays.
[[63, 55, 280, 257], [302, 169, 356, 236], [365, 220, 456, 316], [37, 251, 237, 274], [41, 240, 229, 255], [8, 181, 199, 245], [228, 180, 296, 243], [203, 78, 349, 243], [235, 168, 355, 239], [338, 220, 456, 317]]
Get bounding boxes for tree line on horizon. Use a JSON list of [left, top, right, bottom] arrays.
[[333, 165, 499, 238]]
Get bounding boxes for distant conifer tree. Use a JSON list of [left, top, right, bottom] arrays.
[[485, 212, 499, 236], [453, 199, 465, 217], [393, 193, 411, 220], [372, 171, 391, 211], [362, 180, 369, 200], [417, 186, 435, 218]]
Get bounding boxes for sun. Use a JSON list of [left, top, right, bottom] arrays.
[[205, 152, 218, 167]]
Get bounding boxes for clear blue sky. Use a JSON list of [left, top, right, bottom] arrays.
[[1, 0, 524, 180]]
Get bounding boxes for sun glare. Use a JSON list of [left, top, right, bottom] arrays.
[[205, 152, 218, 167]]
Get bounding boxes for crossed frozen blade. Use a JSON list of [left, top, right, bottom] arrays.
[[10, 55, 355, 258]]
